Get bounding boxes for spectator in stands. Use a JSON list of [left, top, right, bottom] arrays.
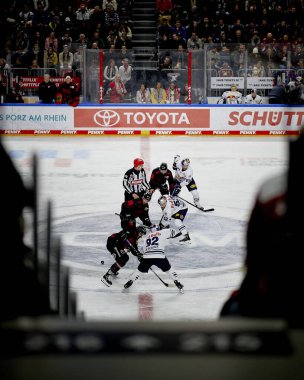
[[38, 73, 57, 103], [102, 0, 118, 12], [151, 81, 166, 104], [89, 31, 105, 49], [213, 18, 229, 42], [18, 3, 34, 31], [115, 31, 132, 50], [29, 59, 41, 71], [58, 44, 73, 75], [200, 16, 213, 41], [172, 44, 187, 69], [26, 42, 44, 68], [107, 73, 127, 103], [220, 131, 304, 327], [118, 46, 132, 65], [171, 20, 187, 46], [231, 44, 247, 74], [104, 4, 120, 35], [75, 3, 91, 35], [180, 83, 190, 104], [32, 0, 49, 12], [44, 31, 58, 52], [218, 61, 233, 77], [158, 17, 172, 40], [118, 58, 132, 93], [186, 19, 203, 40], [75, 33, 88, 50], [118, 22, 132, 40], [165, 81, 180, 103], [156, 0, 173, 17], [251, 61, 266, 77], [44, 46, 58, 70], [187, 32, 203, 50], [159, 52, 172, 70], [104, 58, 118, 92], [57, 75, 79, 105], [136, 83, 151, 104], [59, 31, 73, 51]]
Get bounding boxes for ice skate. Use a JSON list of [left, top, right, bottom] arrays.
[[174, 280, 184, 293], [101, 272, 112, 287], [124, 280, 133, 289], [179, 233, 191, 244]]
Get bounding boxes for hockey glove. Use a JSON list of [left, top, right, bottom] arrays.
[[171, 184, 181, 196]]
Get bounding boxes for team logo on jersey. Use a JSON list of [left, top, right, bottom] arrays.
[[93, 110, 120, 127]]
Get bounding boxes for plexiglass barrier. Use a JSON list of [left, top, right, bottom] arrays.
[[1, 43, 303, 104]]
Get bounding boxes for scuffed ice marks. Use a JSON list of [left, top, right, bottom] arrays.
[[45, 212, 246, 270]]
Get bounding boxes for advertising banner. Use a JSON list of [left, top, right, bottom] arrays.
[[0, 105, 303, 136]]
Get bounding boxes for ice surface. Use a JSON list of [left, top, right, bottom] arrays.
[[3, 136, 288, 321]]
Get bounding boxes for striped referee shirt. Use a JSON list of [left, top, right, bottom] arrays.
[[123, 167, 150, 195]]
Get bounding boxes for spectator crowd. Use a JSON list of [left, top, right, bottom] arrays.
[[0, 0, 304, 103]]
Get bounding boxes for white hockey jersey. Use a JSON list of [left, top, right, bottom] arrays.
[[244, 94, 263, 104], [141, 228, 179, 259], [174, 158, 193, 187], [161, 196, 187, 227], [221, 90, 243, 104]]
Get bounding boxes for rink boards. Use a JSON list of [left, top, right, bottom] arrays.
[[0, 104, 303, 135]]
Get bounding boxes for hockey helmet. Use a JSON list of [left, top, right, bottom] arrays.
[[159, 162, 168, 171], [230, 84, 237, 91], [134, 158, 144, 167], [143, 191, 152, 201], [158, 195, 167, 208], [136, 225, 146, 237], [181, 158, 190, 168]]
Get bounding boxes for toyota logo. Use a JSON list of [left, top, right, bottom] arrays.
[[93, 110, 120, 127]]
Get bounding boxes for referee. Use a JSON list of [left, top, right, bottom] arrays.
[[123, 158, 150, 201]]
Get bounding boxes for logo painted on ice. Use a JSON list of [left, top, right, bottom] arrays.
[[93, 110, 120, 127]]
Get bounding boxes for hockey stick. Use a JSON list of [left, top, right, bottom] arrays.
[[114, 213, 152, 229], [149, 267, 175, 287], [120, 227, 175, 288], [176, 195, 214, 212]]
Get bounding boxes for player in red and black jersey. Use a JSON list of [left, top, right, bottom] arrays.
[[101, 226, 146, 287], [149, 162, 174, 196], [120, 191, 152, 234], [123, 158, 150, 201]]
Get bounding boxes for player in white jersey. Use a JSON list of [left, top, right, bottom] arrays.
[[218, 85, 243, 104], [171, 155, 204, 210], [123, 227, 184, 292], [244, 89, 263, 104], [158, 194, 190, 243]]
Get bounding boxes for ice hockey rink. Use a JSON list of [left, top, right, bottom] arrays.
[[2, 135, 288, 322]]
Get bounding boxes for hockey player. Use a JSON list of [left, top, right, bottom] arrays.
[[149, 162, 174, 196], [123, 227, 184, 293], [171, 155, 204, 210], [244, 88, 263, 104], [123, 158, 150, 201], [218, 85, 243, 104], [120, 191, 153, 234], [158, 194, 190, 243], [101, 226, 146, 287]]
